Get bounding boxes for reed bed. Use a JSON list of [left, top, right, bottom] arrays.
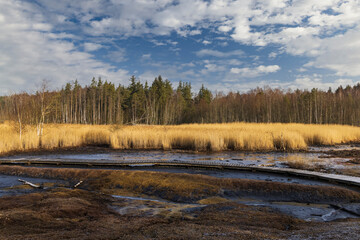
[[1, 122, 360, 155]]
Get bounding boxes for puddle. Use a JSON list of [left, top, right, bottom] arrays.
[[234, 197, 360, 222], [267, 202, 360, 222], [0, 174, 66, 197], [110, 194, 360, 222]]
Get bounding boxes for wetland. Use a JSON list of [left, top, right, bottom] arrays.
[[1, 144, 360, 239]]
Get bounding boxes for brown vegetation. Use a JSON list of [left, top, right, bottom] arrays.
[[2, 122, 360, 155], [0, 167, 359, 239], [0, 188, 306, 240], [1, 166, 359, 204]]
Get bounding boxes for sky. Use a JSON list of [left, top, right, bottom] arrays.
[[1, 0, 360, 95]]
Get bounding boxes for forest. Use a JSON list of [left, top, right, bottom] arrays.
[[1, 75, 360, 126]]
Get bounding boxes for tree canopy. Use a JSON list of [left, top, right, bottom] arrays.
[[2, 76, 360, 126]]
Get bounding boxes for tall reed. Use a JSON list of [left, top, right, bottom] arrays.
[[1, 122, 360, 155]]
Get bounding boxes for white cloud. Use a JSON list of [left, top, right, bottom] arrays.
[[227, 59, 242, 65], [218, 25, 232, 32], [293, 75, 357, 90], [196, 49, 244, 58], [268, 52, 277, 59], [106, 49, 127, 63], [311, 26, 360, 76], [230, 65, 280, 77], [181, 62, 196, 68], [202, 40, 211, 45], [297, 67, 307, 72], [219, 41, 228, 47], [141, 54, 151, 60], [83, 42, 103, 52], [149, 39, 166, 46], [188, 29, 202, 36], [32, 1, 359, 44], [201, 63, 226, 74], [207, 76, 358, 93], [2, 0, 360, 94], [0, 1, 129, 94]]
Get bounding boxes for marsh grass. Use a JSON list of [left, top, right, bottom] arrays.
[[1, 122, 360, 155], [283, 155, 317, 170], [1, 166, 360, 203]]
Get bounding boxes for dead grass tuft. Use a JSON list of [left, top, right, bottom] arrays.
[[198, 196, 230, 205]]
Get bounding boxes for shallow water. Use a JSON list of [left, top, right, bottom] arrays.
[[1, 146, 360, 222], [110, 194, 360, 222], [238, 199, 360, 222], [0, 149, 336, 167], [1, 145, 358, 172], [0, 174, 65, 197]]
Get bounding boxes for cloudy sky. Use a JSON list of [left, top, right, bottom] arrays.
[[1, 0, 360, 94]]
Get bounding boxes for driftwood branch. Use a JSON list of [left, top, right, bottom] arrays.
[[73, 180, 83, 188], [18, 179, 42, 189]]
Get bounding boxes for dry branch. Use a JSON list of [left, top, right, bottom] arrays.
[[18, 179, 42, 188], [73, 180, 83, 188]]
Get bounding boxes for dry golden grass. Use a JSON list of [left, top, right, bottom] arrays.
[[197, 196, 230, 205], [2, 121, 360, 154]]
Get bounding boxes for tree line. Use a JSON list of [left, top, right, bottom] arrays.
[[1, 76, 360, 128]]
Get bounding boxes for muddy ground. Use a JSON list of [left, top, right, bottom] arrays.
[[2, 146, 360, 239], [319, 149, 360, 177], [0, 166, 360, 239], [0, 188, 359, 240], [322, 149, 360, 161]]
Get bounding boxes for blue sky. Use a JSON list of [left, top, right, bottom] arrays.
[[1, 0, 360, 94]]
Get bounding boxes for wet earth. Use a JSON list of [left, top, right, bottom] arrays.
[[2, 144, 360, 173], [0, 174, 66, 197], [1, 145, 360, 239]]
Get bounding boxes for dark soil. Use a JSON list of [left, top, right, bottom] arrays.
[[0, 146, 115, 158], [347, 159, 360, 164], [0, 165, 359, 239], [0, 188, 296, 239], [0, 189, 359, 240], [319, 149, 360, 176], [321, 149, 360, 159]]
